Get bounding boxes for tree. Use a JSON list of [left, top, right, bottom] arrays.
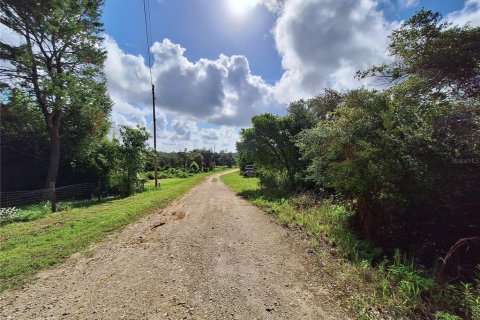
[[299, 90, 405, 242], [348, 10, 480, 248], [358, 10, 480, 99], [216, 151, 235, 167], [188, 151, 204, 171], [197, 149, 214, 171], [237, 111, 313, 190], [0, 0, 111, 188], [58, 77, 111, 185], [118, 126, 150, 196]]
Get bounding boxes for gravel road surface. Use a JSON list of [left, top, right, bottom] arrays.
[[0, 172, 349, 319]]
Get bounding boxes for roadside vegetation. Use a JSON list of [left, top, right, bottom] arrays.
[[222, 172, 480, 319], [0, 171, 226, 293], [234, 10, 480, 320]]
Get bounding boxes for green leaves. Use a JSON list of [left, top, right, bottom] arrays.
[[117, 126, 150, 196], [359, 9, 480, 99], [237, 110, 314, 191]]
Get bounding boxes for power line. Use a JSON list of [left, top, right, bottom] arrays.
[[147, 0, 153, 60], [142, 0, 159, 187], [142, 0, 153, 84]]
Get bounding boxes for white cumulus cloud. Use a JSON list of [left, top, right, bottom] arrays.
[[105, 36, 281, 128], [103, 35, 282, 151], [447, 0, 480, 27], [271, 0, 396, 102]]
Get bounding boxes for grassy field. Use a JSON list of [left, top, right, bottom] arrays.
[[0, 171, 221, 293], [221, 171, 465, 319]]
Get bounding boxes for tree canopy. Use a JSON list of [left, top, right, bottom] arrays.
[[358, 9, 480, 99]]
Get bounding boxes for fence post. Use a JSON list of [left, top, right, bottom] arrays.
[[50, 182, 57, 212]]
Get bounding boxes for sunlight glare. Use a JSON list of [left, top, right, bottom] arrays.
[[227, 0, 258, 17]]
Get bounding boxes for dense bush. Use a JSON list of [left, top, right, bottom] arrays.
[[236, 106, 315, 191], [88, 126, 151, 197], [116, 126, 150, 196], [142, 168, 194, 180], [237, 10, 480, 280]]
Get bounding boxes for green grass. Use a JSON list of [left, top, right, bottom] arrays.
[[1, 198, 120, 226], [221, 171, 473, 319], [0, 172, 220, 293]]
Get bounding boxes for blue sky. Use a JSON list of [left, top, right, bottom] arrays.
[[100, 0, 479, 151], [102, 0, 282, 84]]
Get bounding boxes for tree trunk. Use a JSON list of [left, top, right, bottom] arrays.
[[44, 124, 61, 189], [286, 166, 296, 191], [352, 197, 378, 242]]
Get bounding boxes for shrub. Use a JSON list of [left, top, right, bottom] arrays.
[[298, 89, 480, 266], [435, 312, 463, 320], [108, 126, 150, 196], [146, 172, 155, 180], [189, 161, 200, 173], [462, 269, 480, 320]]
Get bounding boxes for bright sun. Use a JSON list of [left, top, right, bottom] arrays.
[[227, 0, 258, 17]]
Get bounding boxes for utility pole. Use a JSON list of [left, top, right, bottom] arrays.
[[152, 84, 158, 187]]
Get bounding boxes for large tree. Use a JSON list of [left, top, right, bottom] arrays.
[[0, 0, 111, 188], [358, 10, 480, 99]]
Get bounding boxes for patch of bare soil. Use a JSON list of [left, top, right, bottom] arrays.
[[0, 172, 353, 319]]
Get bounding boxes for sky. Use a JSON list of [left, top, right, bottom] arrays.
[[101, 0, 480, 152]]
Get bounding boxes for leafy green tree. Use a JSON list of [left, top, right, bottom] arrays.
[[58, 83, 111, 186], [177, 150, 188, 170], [346, 10, 480, 248], [189, 152, 204, 171], [0, 0, 111, 187], [197, 149, 214, 171], [216, 151, 235, 167], [299, 90, 405, 241], [358, 10, 480, 99], [0, 86, 111, 190], [237, 110, 313, 190], [118, 126, 150, 196]]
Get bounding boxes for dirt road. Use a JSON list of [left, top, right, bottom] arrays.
[[0, 172, 349, 319]]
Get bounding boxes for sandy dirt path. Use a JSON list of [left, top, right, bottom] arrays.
[[0, 172, 350, 320]]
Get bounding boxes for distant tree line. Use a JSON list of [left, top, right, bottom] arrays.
[[146, 149, 236, 173], [237, 10, 480, 277]]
